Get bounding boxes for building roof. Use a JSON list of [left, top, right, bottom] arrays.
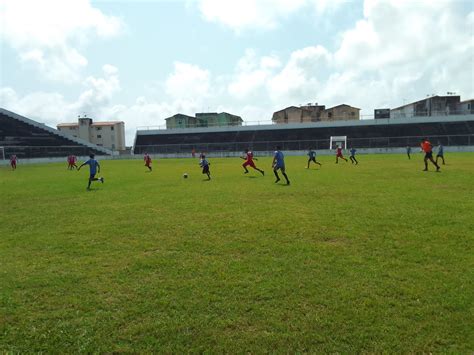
[[165, 114, 195, 120], [91, 121, 124, 126], [391, 95, 461, 111], [57, 123, 79, 127], [326, 104, 361, 110], [460, 99, 474, 103]]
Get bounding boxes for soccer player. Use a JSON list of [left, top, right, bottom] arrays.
[[78, 154, 104, 190], [192, 148, 196, 158], [306, 148, 322, 169], [436, 142, 445, 165], [420, 139, 440, 172], [71, 155, 78, 169], [406, 146, 412, 160], [67, 155, 72, 170], [200, 154, 211, 180], [144, 152, 152, 172], [10, 155, 17, 170], [349, 147, 358, 165], [335, 145, 348, 163], [272, 146, 290, 185], [241, 149, 264, 175]]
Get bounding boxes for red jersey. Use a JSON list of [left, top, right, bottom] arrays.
[[246, 151, 254, 162], [421, 141, 432, 153], [144, 154, 152, 164], [10, 155, 17, 163], [336, 147, 343, 155]]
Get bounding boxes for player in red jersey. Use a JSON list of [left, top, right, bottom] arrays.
[[241, 149, 264, 176], [420, 138, 440, 172], [67, 155, 72, 169], [144, 152, 152, 172], [335, 145, 348, 163], [10, 155, 17, 170], [71, 155, 78, 169]]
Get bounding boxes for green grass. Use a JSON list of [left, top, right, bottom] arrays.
[[1, 153, 473, 352]]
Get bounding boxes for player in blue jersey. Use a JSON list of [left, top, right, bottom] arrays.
[[200, 154, 211, 180], [349, 147, 358, 165], [272, 146, 290, 185], [435, 142, 445, 165], [78, 154, 104, 190], [306, 148, 322, 169], [406, 146, 411, 160]]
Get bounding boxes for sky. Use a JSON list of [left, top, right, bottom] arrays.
[[1, 0, 473, 145]]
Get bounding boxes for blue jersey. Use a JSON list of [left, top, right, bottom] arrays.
[[438, 145, 444, 155], [308, 150, 316, 158], [84, 159, 99, 175], [350, 148, 356, 156], [274, 150, 285, 167], [200, 159, 209, 167]]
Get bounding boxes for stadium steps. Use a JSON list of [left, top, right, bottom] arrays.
[[0, 108, 113, 156]]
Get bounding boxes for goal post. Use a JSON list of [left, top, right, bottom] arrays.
[[329, 136, 347, 150]]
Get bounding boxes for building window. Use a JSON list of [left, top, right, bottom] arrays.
[[328, 112, 333, 118], [97, 135, 102, 138], [96, 127, 102, 131], [468, 104, 471, 110], [97, 144, 103, 146], [111, 126, 114, 131], [351, 112, 355, 116]]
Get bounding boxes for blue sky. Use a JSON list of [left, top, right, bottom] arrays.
[[1, 0, 473, 144]]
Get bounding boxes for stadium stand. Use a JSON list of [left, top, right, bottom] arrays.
[[0, 108, 113, 159], [134, 114, 474, 154]]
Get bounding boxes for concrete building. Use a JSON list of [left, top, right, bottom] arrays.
[[272, 104, 359, 124], [57, 116, 126, 151], [390, 95, 461, 118], [319, 104, 360, 122], [272, 104, 326, 124], [165, 112, 242, 129], [458, 99, 474, 115]]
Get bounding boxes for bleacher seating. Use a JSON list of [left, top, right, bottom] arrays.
[[134, 118, 474, 154], [0, 109, 111, 159]]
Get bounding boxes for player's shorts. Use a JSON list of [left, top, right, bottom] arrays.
[[308, 157, 316, 162], [202, 165, 209, 174], [336, 153, 343, 158], [274, 163, 285, 171], [436, 153, 444, 157], [145, 162, 151, 166], [425, 152, 433, 159], [89, 173, 96, 179], [243, 160, 256, 168]]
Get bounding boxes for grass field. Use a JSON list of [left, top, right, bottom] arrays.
[[1, 153, 473, 352]]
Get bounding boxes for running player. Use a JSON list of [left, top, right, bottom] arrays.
[[306, 148, 322, 169], [241, 149, 264, 175], [420, 139, 440, 172], [78, 154, 104, 190], [200, 154, 211, 180], [144, 152, 152, 172], [67, 155, 72, 170], [10, 155, 17, 170], [436, 142, 445, 165], [406, 146, 411, 160], [71, 155, 78, 169], [272, 146, 290, 185], [349, 147, 358, 165], [335, 145, 348, 163]]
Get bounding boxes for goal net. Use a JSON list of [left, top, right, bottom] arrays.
[[329, 136, 347, 150]]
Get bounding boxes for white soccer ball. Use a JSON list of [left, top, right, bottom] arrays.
[[183, 173, 188, 178]]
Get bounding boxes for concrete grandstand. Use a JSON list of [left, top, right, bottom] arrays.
[[133, 114, 474, 155], [0, 108, 113, 159]]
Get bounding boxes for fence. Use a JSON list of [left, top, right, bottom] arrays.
[[1, 145, 106, 159], [134, 134, 474, 155]]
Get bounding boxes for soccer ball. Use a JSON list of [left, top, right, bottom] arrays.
[[183, 173, 188, 178]]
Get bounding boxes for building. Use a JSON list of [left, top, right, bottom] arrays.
[[458, 99, 474, 115], [272, 104, 359, 124], [165, 112, 243, 129], [57, 116, 126, 151], [272, 104, 326, 124], [374, 109, 391, 119], [390, 95, 462, 118], [319, 104, 360, 122]]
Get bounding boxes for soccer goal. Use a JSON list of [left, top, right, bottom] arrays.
[[329, 136, 347, 150]]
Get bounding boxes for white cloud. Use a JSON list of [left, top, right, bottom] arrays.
[[165, 62, 211, 100], [0, 0, 123, 82], [196, 0, 343, 32]]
